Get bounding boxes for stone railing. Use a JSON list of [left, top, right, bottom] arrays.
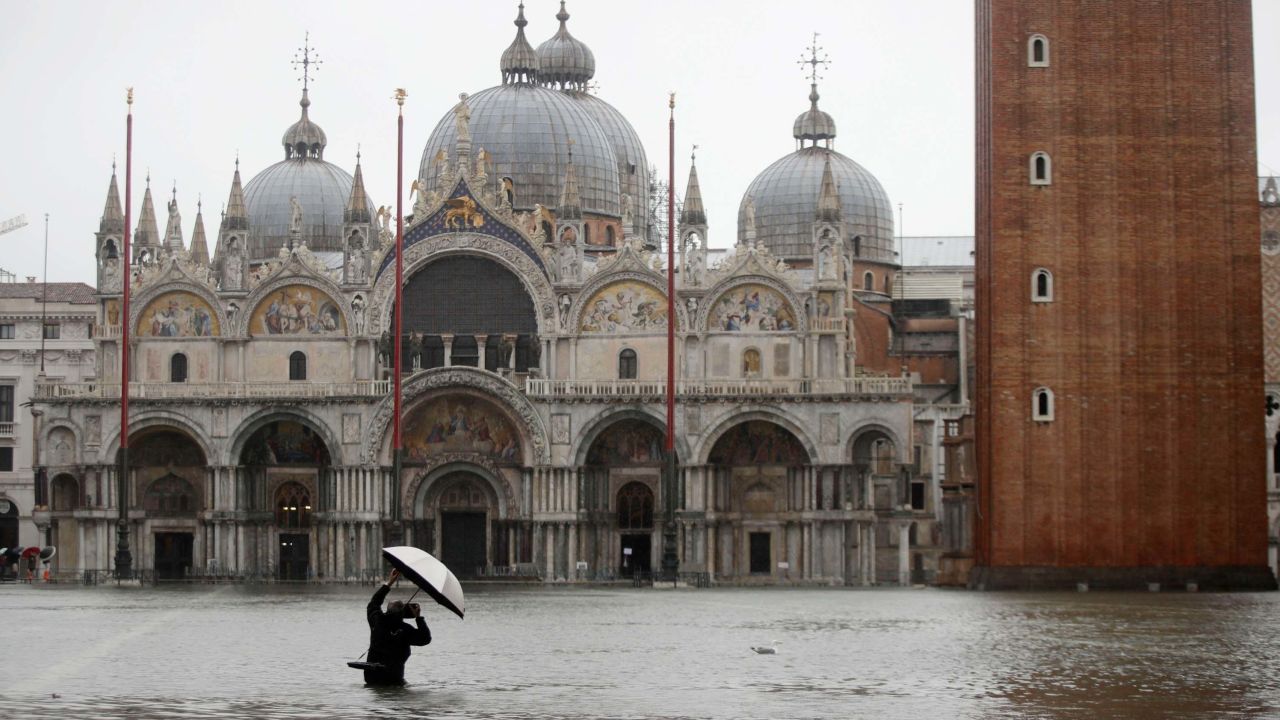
[[93, 325, 123, 339], [34, 380, 391, 401], [811, 317, 846, 333], [524, 376, 912, 400], [0, 421, 16, 439]]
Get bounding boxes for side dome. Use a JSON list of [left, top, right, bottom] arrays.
[[738, 147, 894, 263], [242, 90, 375, 261], [567, 91, 649, 234], [420, 84, 620, 217]]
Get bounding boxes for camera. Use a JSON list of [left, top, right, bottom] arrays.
[[405, 602, 421, 617]]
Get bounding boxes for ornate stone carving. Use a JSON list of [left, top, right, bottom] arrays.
[[402, 451, 518, 521], [342, 413, 361, 445], [85, 415, 102, 445], [362, 367, 549, 465], [551, 414, 571, 445]]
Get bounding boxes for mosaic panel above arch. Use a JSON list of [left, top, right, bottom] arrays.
[[586, 418, 666, 465], [249, 284, 345, 336], [404, 394, 522, 464], [579, 281, 668, 333], [707, 283, 797, 333], [137, 291, 220, 337], [708, 421, 808, 466]]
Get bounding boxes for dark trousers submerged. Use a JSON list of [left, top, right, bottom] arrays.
[[363, 664, 406, 686]]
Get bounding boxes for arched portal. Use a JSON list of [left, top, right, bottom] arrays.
[[126, 428, 206, 581], [239, 418, 332, 581], [850, 427, 901, 510], [397, 256, 538, 372], [428, 470, 496, 579], [584, 417, 668, 578], [707, 420, 810, 579], [0, 499, 18, 577]]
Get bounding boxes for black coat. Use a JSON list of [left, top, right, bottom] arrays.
[[366, 584, 431, 674]]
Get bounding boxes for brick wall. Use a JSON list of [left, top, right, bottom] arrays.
[[974, 0, 1270, 581]]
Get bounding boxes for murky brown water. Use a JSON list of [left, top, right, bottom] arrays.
[[0, 584, 1275, 719]]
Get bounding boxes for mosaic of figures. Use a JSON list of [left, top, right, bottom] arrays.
[[586, 419, 665, 465], [708, 284, 796, 332], [404, 395, 521, 463], [130, 430, 205, 467], [251, 285, 345, 336], [580, 281, 668, 333], [708, 421, 808, 466], [241, 421, 332, 466], [137, 292, 219, 337]]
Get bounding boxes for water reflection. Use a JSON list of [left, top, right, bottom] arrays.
[[0, 585, 1275, 719]]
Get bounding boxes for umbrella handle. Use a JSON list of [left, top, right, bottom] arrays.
[[406, 588, 421, 604]]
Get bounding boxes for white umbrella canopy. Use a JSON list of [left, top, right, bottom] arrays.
[[381, 546, 465, 619]]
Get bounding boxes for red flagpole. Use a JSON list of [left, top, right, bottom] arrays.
[[392, 89, 406, 534], [666, 93, 676, 453], [115, 88, 135, 579]]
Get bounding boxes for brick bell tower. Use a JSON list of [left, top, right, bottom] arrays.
[[973, 0, 1277, 590]]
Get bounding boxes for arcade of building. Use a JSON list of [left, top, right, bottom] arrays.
[[29, 4, 957, 585]]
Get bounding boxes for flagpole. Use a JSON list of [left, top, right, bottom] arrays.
[[391, 88, 406, 546], [115, 88, 134, 580], [661, 92, 679, 582]]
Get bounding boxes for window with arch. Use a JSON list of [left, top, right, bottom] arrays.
[[743, 348, 762, 377], [169, 353, 188, 383], [583, 223, 591, 246], [863, 271, 875, 291], [606, 225, 616, 246], [852, 236, 862, 257], [275, 482, 312, 528], [1030, 152, 1052, 185], [1028, 34, 1050, 67], [616, 481, 654, 530], [289, 351, 306, 381], [1032, 268, 1054, 302], [1033, 387, 1055, 421], [884, 274, 893, 295], [618, 348, 637, 379]]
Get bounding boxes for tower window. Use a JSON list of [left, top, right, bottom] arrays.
[[618, 348, 637, 379], [289, 351, 307, 381], [1030, 152, 1052, 185], [1028, 34, 1050, 67], [1033, 387, 1055, 422], [1031, 268, 1054, 302], [863, 272, 875, 291], [169, 353, 188, 383]]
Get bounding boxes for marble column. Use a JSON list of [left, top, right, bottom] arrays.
[[896, 521, 911, 587]]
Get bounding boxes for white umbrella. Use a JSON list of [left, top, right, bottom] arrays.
[[381, 546, 465, 619]]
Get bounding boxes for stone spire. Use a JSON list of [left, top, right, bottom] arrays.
[[99, 164, 124, 234], [134, 174, 161, 261], [221, 160, 249, 234], [558, 140, 582, 220], [163, 184, 185, 252], [680, 150, 706, 227], [501, 3, 539, 84], [815, 153, 842, 222], [189, 199, 210, 266], [345, 152, 372, 224]]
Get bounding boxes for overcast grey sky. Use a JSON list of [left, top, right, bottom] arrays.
[[1, 1, 1277, 284]]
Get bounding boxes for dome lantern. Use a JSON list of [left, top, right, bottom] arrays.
[[501, 3, 540, 84], [536, 1, 596, 91]]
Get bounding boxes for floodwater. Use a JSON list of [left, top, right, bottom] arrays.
[[0, 584, 1276, 719]]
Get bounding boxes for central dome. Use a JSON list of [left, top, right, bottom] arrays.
[[420, 83, 620, 217]]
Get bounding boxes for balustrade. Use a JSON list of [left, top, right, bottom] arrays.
[[34, 380, 390, 401]]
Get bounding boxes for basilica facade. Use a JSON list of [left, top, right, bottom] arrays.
[[31, 4, 932, 585]]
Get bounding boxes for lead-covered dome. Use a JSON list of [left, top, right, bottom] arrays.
[[567, 91, 649, 233], [739, 148, 894, 263], [420, 84, 620, 217], [243, 90, 375, 260], [739, 81, 893, 263]]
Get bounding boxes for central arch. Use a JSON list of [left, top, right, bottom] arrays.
[[405, 457, 519, 578]]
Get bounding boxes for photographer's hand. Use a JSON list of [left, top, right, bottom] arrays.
[[386, 568, 400, 586]]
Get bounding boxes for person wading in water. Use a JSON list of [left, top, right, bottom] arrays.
[[364, 568, 431, 686]]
